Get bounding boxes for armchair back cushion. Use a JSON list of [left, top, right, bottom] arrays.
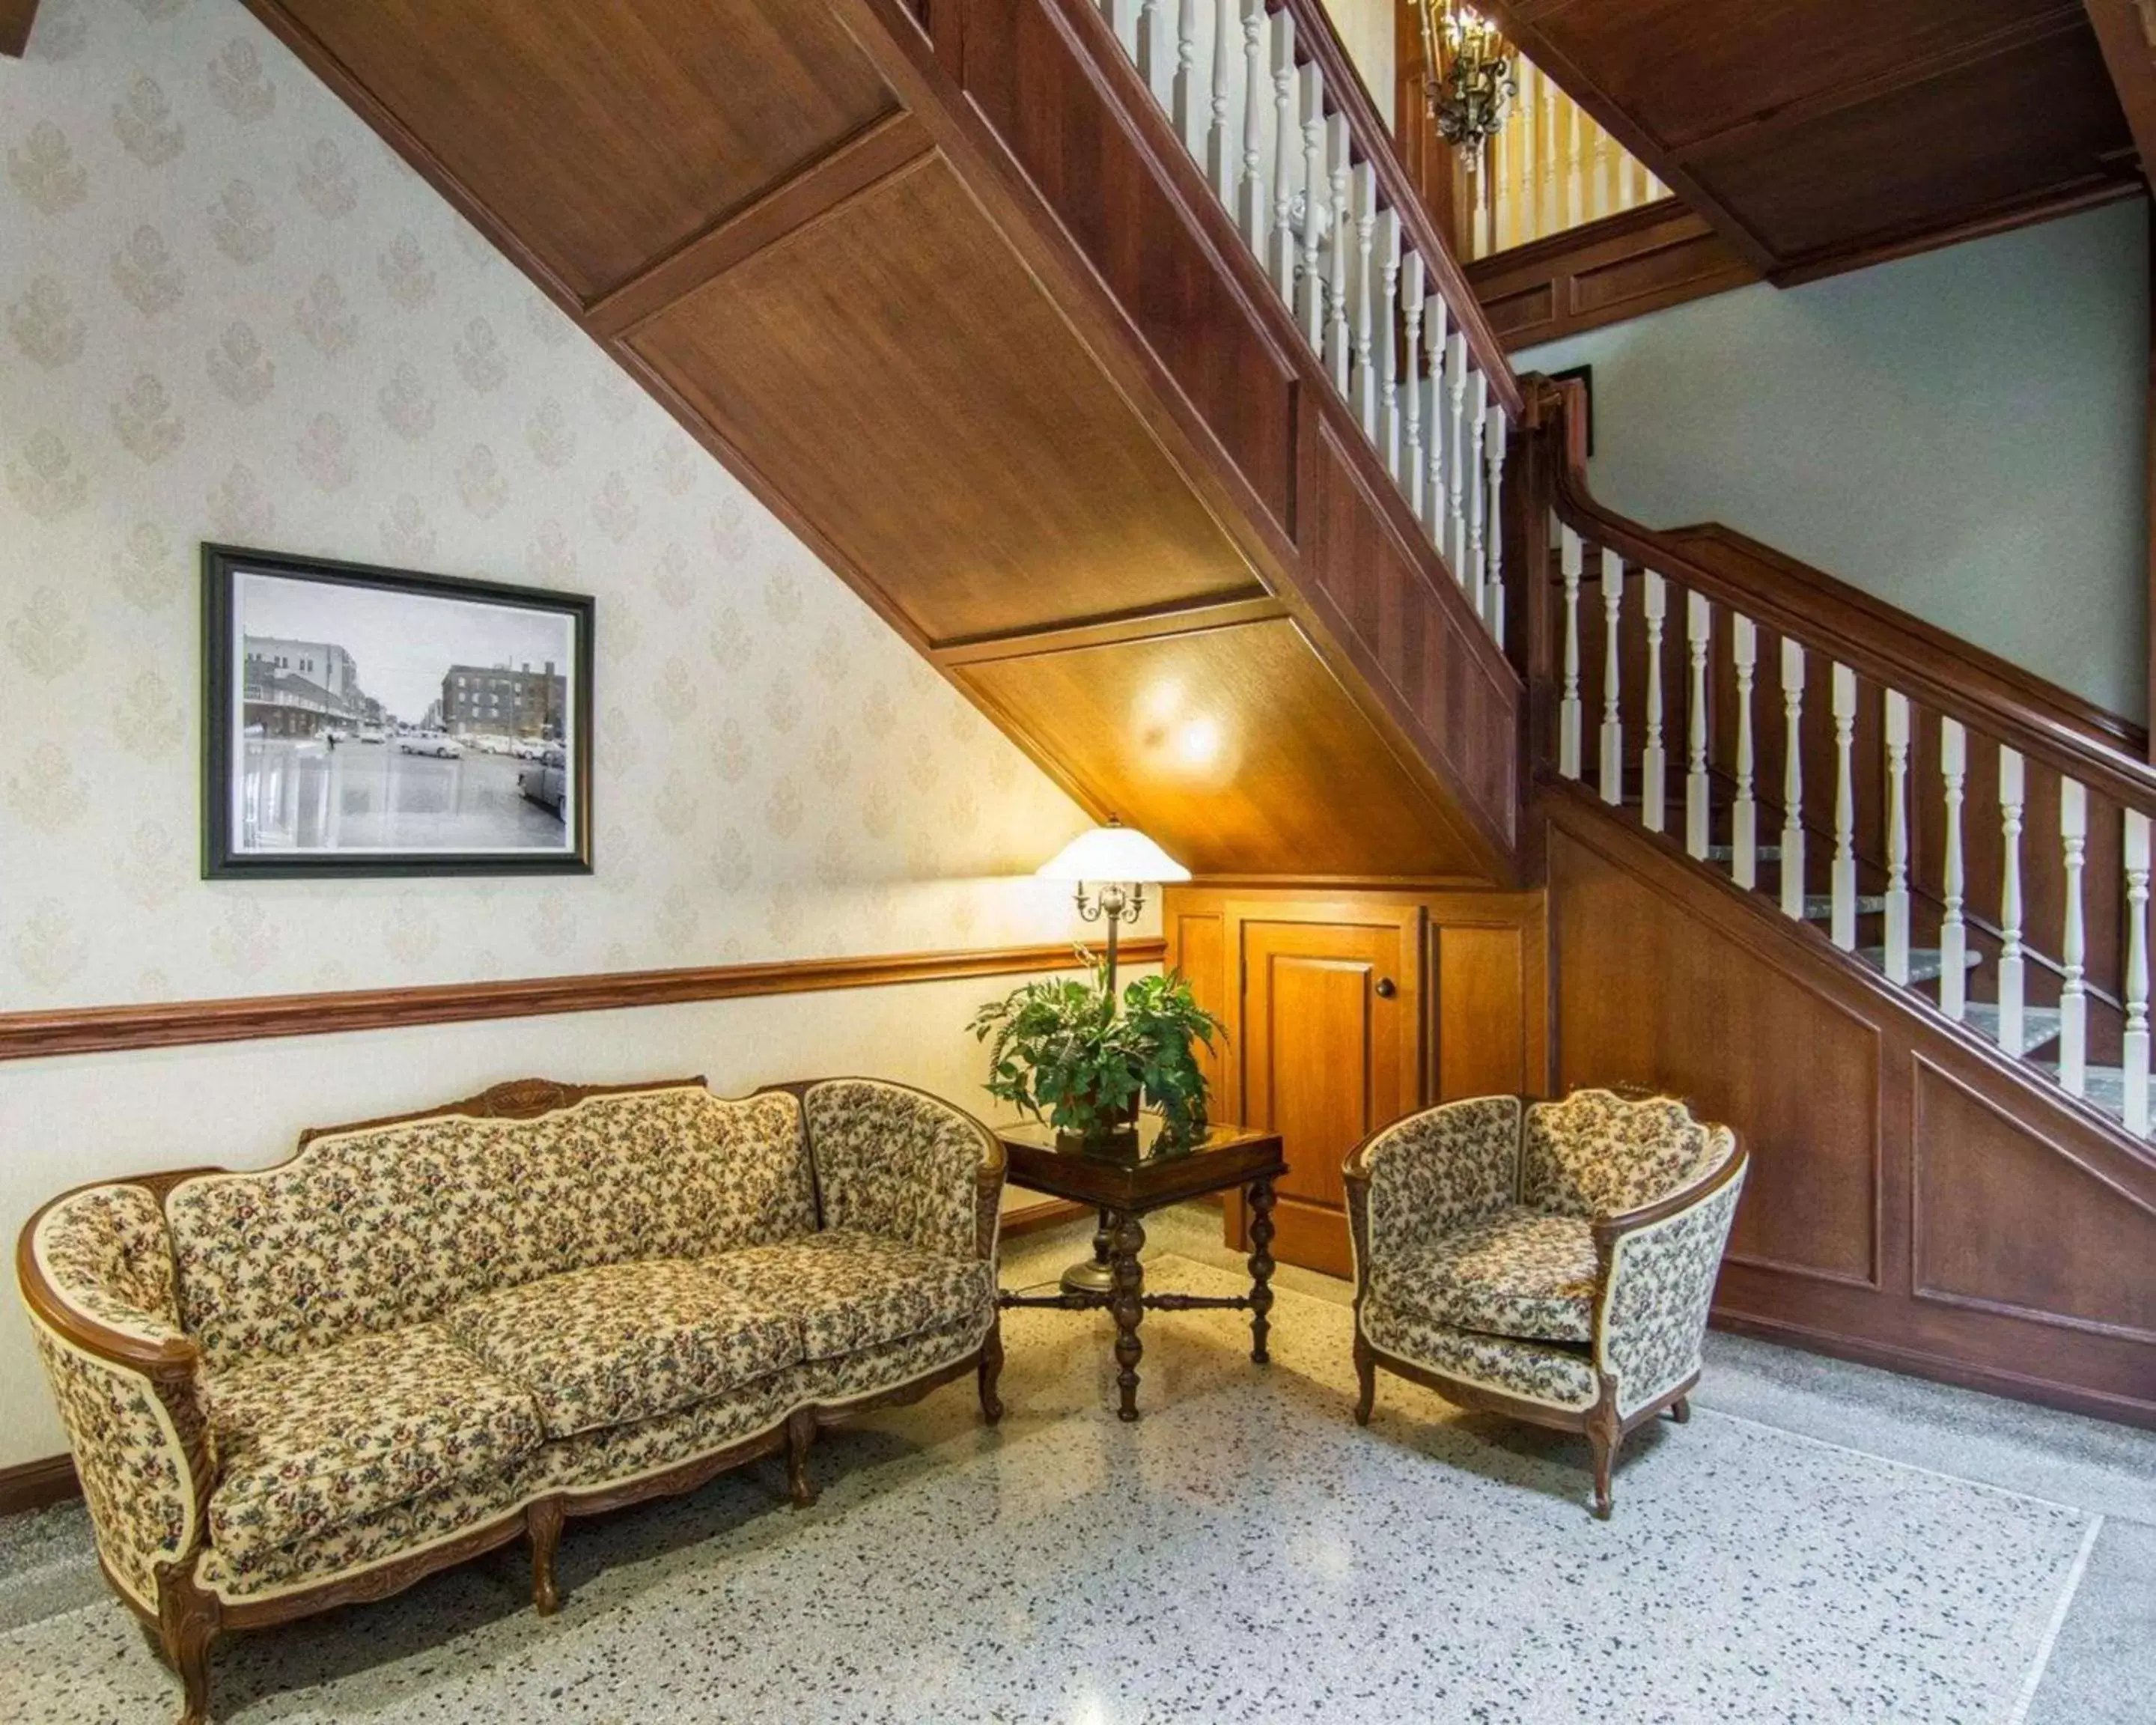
[[804, 1079, 995, 1261], [1521, 1090, 1729, 1219], [167, 1086, 816, 1368], [1361, 1095, 1523, 1265]]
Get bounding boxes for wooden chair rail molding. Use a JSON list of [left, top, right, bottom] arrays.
[[0, 940, 1165, 1063]]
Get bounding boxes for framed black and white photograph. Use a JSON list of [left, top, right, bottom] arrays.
[[203, 544, 594, 877]]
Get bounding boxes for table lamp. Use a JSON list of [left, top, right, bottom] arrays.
[[1036, 818, 1190, 999]]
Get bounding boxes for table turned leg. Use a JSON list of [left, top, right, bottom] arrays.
[[1109, 1210, 1147, 1422], [1246, 1176, 1277, 1366]]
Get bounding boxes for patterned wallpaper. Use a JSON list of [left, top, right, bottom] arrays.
[[0, 0, 1096, 1011]]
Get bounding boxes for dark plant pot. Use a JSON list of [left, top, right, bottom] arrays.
[[1056, 1095, 1140, 1154]]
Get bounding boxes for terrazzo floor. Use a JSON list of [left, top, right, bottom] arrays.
[[1, 1207, 2151, 1724]]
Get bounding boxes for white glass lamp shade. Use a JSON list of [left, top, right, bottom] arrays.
[[1037, 822, 1190, 886]]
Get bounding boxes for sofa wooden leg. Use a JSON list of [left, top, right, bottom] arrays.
[[155, 1562, 220, 1725], [1669, 1394, 1691, 1426], [786, 1407, 820, 1509], [1353, 1332, 1377, 1427], [1587, 1383, 1622, 1521], [526, 1497, 564, 1616], [977, 1315, 1005, 1427]]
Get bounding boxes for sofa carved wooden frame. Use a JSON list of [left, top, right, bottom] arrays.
[[1341, 1096, 1748, 1520], [16, 1075, 1008, 1725]]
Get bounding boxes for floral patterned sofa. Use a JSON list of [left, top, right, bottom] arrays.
[[1344, 1088, 1746, 1519], [18, 1074, 1005, 1725]]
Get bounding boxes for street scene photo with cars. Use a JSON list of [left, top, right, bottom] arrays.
[[202, 547, 592, 874]]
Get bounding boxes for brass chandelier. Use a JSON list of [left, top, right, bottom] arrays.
[[1411, 1, 1517, 168]]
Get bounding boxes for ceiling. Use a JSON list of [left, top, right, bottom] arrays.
[[1483, 0, 2142, 283]]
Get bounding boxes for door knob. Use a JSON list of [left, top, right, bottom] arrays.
[[1374, 977, 1398, 1000]]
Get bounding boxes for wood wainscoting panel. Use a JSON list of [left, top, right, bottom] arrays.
[[1913, 1057, 2156, 1344], [1549, 819, 1883, 1289], [954, 0, 1299, 535], [1470, 202, 1760, 350], [956, 619, 1494, 879], [631, 152, 1261, 646], [1165, 901, 1231, 1104], [1305, 416, 1521, 857], [263, 0, 899, 302], [1547, 788, 2156, 1426]]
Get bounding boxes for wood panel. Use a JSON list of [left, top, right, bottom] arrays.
[[1470, 202, 1760, 349], [1, 0, 39, 58], [1432, 920, 1537, 1100], [1547, 787, 2156, 1425], [1913, 1059, 2156, 1341], [271, 0, 898, 301], [634, 153, 1259, 646], [0, 939, 1161, 1063], [956, 0, 1299, 534], [1165, 901, 1230, 1103], [956, 619, 1494, 879], [1483, 0, 2138, 284], [1306, 417, 1520, 857]]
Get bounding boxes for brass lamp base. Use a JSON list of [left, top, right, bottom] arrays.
[[1059, 1256, 1117, 1296]]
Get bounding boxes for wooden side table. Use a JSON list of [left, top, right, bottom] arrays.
[[994, 1117, 1287, 1421]]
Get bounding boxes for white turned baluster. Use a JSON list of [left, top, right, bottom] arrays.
[[1325, 117, 1352, 394], [1350, 165, 1378, 436], [1206, 0, 1234, 199], [1940, 719, 1968, 1019], [1173, 0, 1201, 153], [1998, 747, 2026, 1056], [1829, 663, 1857, 950], [1297, 73, 1325, 351], [1641, 571, 1667, 833], [1483, 402, 1508, 648], [1599, 548, 1624, 806], [1445, 330, 1468, 576], [1132, 0, 1163, 95], [2060, 779, 2089, 1092], [1465, 371, 1489, 616], [1401, 255, 1425, 519], [2126, 812, 2152, 1134], [1376, 213, 1401, 472], [1559, 526, 1583, 779], [1268, 18, 1297, 297], [1779, 640, 1806, 919], [1732, 616, 1760, 889], [1237, 0, 1266, 242], [1883, 691, 1911, 985], [1684, 591, 1711, 859], [1421, 296, 1449, 545]]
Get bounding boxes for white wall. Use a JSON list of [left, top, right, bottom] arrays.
[[0, 0, 1127, 1466], [1517, 199, 2152, 723], [1323, 0, 1395, 128]]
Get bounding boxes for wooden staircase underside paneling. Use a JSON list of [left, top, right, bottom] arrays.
[[1480, 0, 2143, 285], [245, 0, 1524, 883]]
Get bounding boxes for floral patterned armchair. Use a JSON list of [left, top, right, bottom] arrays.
[[1344, 1089, 1746, 1518]]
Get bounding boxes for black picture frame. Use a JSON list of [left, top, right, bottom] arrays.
[[202, 544, 595, 878]]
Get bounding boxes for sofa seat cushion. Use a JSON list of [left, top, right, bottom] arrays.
[[203, 1323, 543, 1564], [442, 1259, 800, 1440], [1372, 1208, 1600, 1344], [701, 1230, 994, 1363]]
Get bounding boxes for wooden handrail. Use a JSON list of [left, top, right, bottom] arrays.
[[1534, 379, 2156, 817], [1268, 0, 1521, 417]]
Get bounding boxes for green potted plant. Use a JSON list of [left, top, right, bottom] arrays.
[[969, 951, 1225, 1151]]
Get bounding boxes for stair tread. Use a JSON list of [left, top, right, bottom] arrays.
[[1857, 946, 1979, 985], [1705, 844, 1782, 862], [1803, 893, 1888, 920], [1961, 1001, 2065, 1057]]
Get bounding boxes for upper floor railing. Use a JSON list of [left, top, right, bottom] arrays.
[[1097, 0, 1522, 646]]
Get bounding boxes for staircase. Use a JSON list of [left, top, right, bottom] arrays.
[[253, 0, 2156, 1421]]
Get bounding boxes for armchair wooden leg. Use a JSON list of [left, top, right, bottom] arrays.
[[786, 1406, 820, 1508], [1587, 1382, 1622, 1521], [977, 1313, 1006, 1426], [1353, 1331, 1377, 1426], [526, 1496, 564, 1616], [155, 1563, 221, 1725], [1669, 1394, 1691, 1425]]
